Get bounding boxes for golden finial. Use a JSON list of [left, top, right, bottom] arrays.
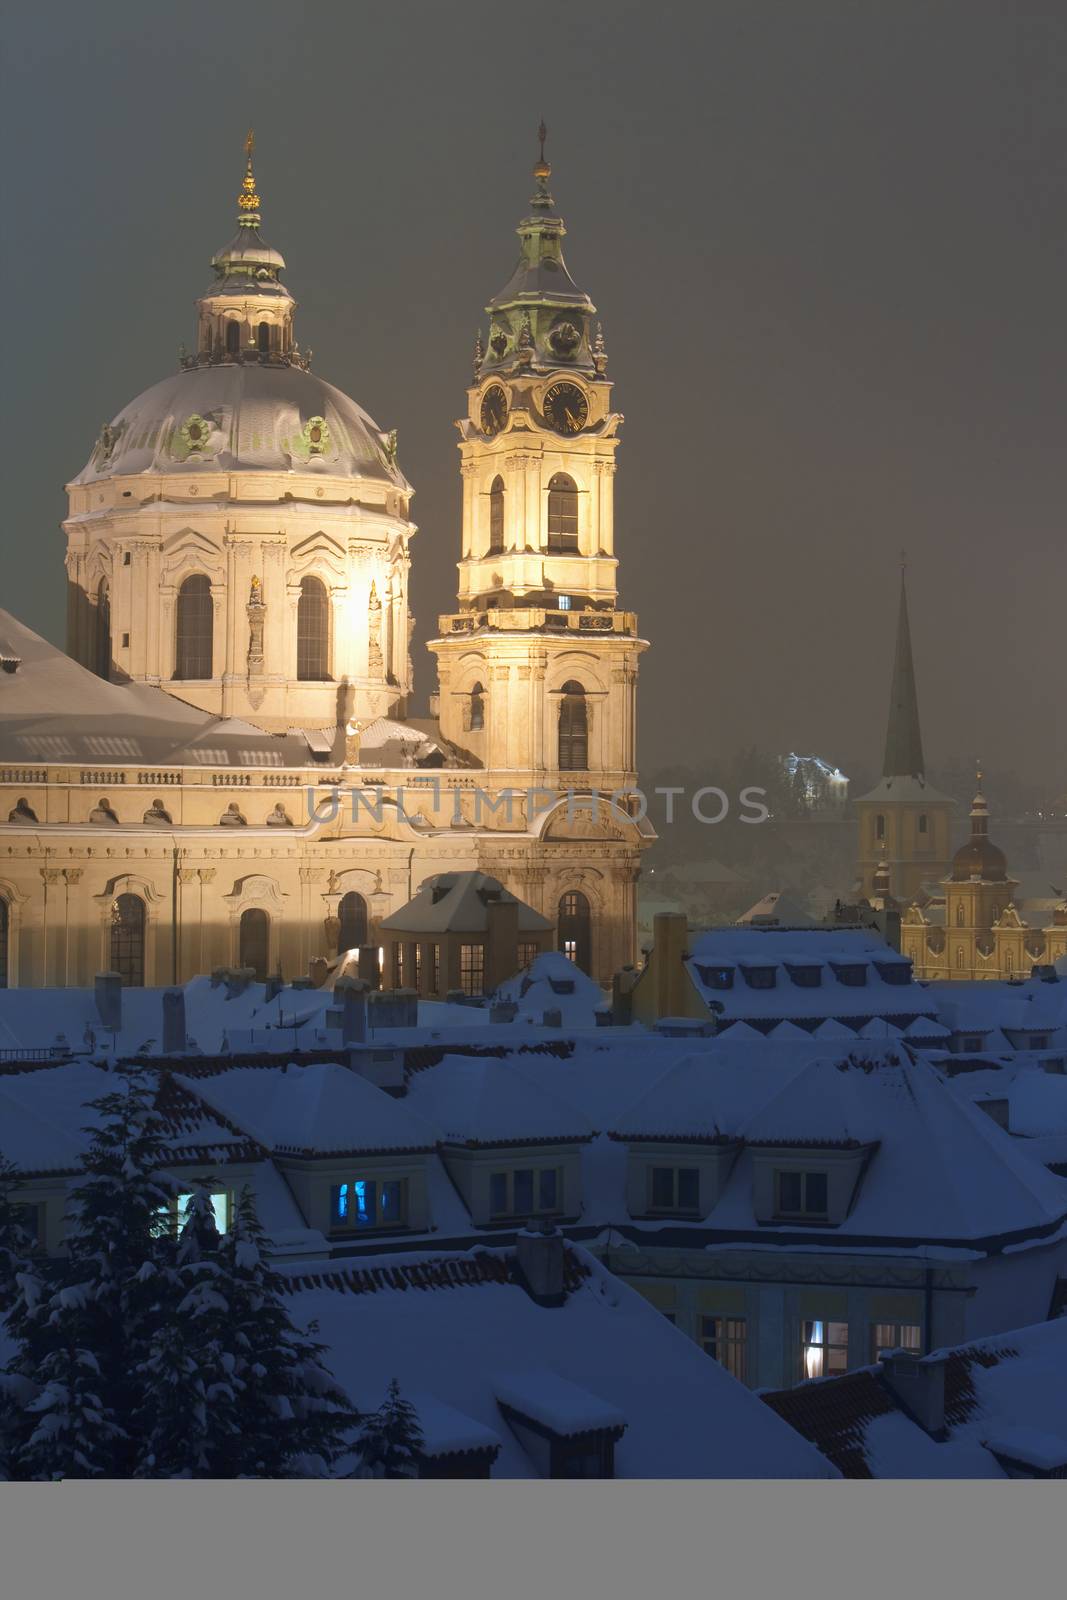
[[533, 118, 551, 180], [238, 127, 260, 214]]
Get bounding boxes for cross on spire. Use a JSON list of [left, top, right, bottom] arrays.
[[238, 127, 260, 219]]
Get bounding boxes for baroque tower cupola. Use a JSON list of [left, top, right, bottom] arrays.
[[192, 130, 299, 365]]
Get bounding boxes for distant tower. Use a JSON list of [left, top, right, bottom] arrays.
[[427, 128, 651, 977], [942, 769, 1018, 978], [854, 567, 953, 903]]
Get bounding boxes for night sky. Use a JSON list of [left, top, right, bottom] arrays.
[[3, 2, 1064, 789]]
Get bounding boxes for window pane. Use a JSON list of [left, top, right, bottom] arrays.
[[538, 1168, 558, 1211], [805, 1172, 828, 1214], [490, 1172, 508, 1215], [677, 1168, 700, 1210], [513, 1169, 534, 1216], [332, 1182, 349, 1224], [651, 1168, 674, 1209], [778, 1171, 802, 1213], [297, 577, 330, 680], [175, 575, 213, 680], [353, 1178, 377, 1227], [380, 1179, 403, 1223]]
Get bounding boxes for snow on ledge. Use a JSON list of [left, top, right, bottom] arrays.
[[494, 1373, 626, 1438]]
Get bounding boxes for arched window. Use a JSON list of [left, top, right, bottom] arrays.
[[95, 578, 111, 680], [297, 576, 330, 681], [338, 892, 368, 953], [175, 575, 213, 680], [955, 947, 965, 971], [469, 682, 485, 732], [558, 890, 592, 975], [547, 473, 579, 552], [918, 813, 928, 835], [110, 893, 146, 988], [558, 681, 588, 771], [257, 321, 270, 354], [875, 814, 886, 841], [0, 897, 9, 989], [956, 902, 965, 927], [488, 476, 505, 554], [225, 320, 240, 355], [239, 908, 270, 981]]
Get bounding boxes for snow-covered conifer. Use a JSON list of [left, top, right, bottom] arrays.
[[355, 1379, 424, 1479]]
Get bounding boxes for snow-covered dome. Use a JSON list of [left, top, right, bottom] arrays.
[[71, 361, 407, 488]]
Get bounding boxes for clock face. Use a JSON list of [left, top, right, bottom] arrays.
[[543, 381, 588, 435], [480, 385, 508, 436]]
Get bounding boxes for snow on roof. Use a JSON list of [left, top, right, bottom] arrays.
[[765, 1316, 1067, 1479], [0, 608, 312, 770], [279, 1244, 834, 1479], [1007, 1070, 1067, 1137], [175, 1061, 437, 1156], [406, 1054, 595, 1145], [493, 952, 608, 1026], [928, 977, 1067, 1037], [494, 1372, 625, 1436], [380, 872, 551, 935]]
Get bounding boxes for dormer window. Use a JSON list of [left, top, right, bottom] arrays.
[[331, 1177, 406, 1231], [874, 960, 912, 986], [649, 1166, 700, 1214], [489, 1167, 560, 1219], [741, 965, 776, 990], [830, 962, 868, 987], [775, 1170, 828, 1220], [785, 964, 822, 988], [696, 964, 734, 991]]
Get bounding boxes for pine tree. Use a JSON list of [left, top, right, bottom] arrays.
[[0, 1152, 45, 1478], [5, 1066, 173, 1479], [0, 1153, 35, 1318], [355, 1379, 424, 1479], [215, 1187, 358, 1477], [132, 1187, 242, 1478]]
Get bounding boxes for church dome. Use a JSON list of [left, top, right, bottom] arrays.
[[71, 362, 408, 489], [950, 775, 1008, 881], [951, 834, 1008, 882]]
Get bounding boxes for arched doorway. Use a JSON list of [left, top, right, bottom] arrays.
[[239, 908, 270, 980], [110, 893, 146, 988], [337, 892, 368, 953], [558, 890, 592, 975]]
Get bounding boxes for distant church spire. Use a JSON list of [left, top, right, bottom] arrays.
[[881, 563, 926, 781]]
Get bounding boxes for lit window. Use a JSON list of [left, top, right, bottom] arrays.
[[489, 1167, 560, 1218], [648, 1166, 700, 1214], [558, 595, 571, 611], [460, 943, 485, 996], [802, 1319, 849, 1379], [331, 1178, 406, 1230], [870, 1322, 921, 1362], [774, 1170, 828, 1219], [518, 941, 540, 969], [701, 1316, 747, 1382], [154, 1190, 230, 1238], [430, 942, 441, 995]]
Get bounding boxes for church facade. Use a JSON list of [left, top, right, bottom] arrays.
[[0, 138, 651, 993]]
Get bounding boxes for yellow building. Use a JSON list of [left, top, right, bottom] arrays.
[[0, 136, 652, 991], [901, 775, 1067, 980]]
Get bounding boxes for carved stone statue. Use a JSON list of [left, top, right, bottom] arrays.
[[143, 797, 172, 825], [89, 796, 119, 825], [8, 797, 38, 824], [219, 801, 247, 827], [266, 802, 293, 827], [344, 719, 363, 767], [367, 583, 383, 677]]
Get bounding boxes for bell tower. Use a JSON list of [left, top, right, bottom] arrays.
[[427, 130, 651, 979], [429, 130, 645, 781]]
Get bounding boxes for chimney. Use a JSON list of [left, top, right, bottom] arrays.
[[485, 898, 519, 994], [880, 1351, 947, 1438], [514, 1219, 565, 1308], [334, 976, 369, 1043], [651, 913, 690, 1019], [357, 944, 381, 990], [162, 989, 186, 1053], [94, 972, 122, 1032]]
